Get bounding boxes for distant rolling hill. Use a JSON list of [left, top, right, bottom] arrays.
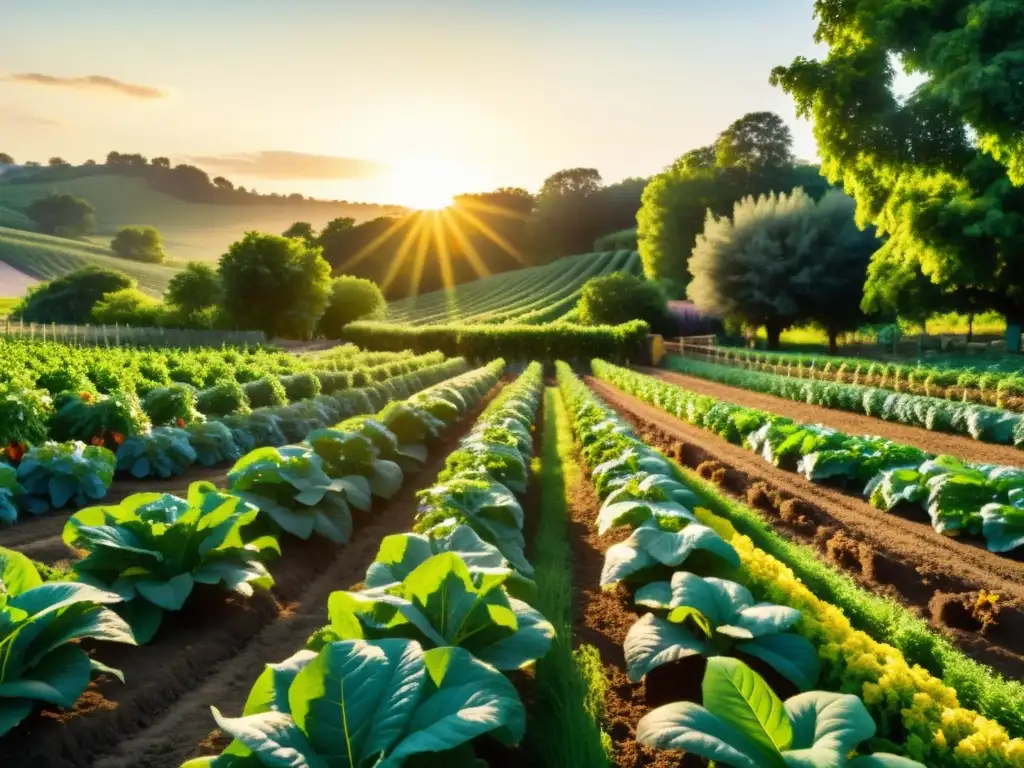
[[0, 227, 179, 295], [0, 173, 395, 263]]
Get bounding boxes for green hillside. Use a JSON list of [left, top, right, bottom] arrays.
[[0, 227, 179, 294], [0, 174, 388, 263], [385, 249, 642, 325]]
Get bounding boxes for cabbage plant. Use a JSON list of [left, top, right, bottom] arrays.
[[625, 571, 820, 690], [0, 465, 23, 524], [0, 546, 136, 735], [186, 421, 244, 467], [17, 440, 115, 514], [63, 483, 279, 643], [636, 657, 924, 768], [116, 426, 198, 478], [310, 552, 553, 671], [183, 639, 525, 768], [227, 446, 363, 544], [306, 428, 403, 500]]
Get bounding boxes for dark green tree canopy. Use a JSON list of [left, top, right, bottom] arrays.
[[687, 188, 876, 350], [218, 231, 332, 339], [578, 272, 673, 335], [25, 193, 96, 238], [14, 266, 134, 324], [110, 225, 165, 263], [637, 111, 827, 296], [770, 0, 1024, 347], [0, 153, 14, 164], [165, 262, 222, 314], [283, 221, 316, 243], [317, 275, 386, 339]]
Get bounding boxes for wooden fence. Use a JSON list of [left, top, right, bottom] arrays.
[[0, 319, 266, 348]]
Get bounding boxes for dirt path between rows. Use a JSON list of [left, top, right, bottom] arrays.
[[588, 378, 1024, 682], [646, 367, 1024, 468], [0, 387, 502, 768]]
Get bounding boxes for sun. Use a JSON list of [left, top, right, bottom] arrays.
[[390, 152, 473, 210]]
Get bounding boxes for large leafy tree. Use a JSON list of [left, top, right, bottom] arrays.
[[687, 189, 876, 350], [165, 262, 222, 314], [110, 225, 165, 263], [25, 193, 96, 237], [218, 232, 332, 339], [770, 0, 1024, 350], [638, 112, 826, 296]]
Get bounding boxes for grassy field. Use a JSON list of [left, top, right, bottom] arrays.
[[0, 174, 388, 263], [0, 227, 179, 294]]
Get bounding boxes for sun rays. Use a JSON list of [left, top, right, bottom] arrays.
[[333, 195, 529, 301]]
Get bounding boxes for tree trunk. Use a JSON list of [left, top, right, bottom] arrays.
[[765, 321, 782, 351], [1007, 316, 1023, 354], [966, 313, 974, 344], [828, 327, 839, 356]]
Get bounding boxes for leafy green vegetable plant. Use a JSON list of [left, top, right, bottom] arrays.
[[309, 552, 553, 671], [0, 465, 24, 525], [186, 421, 244, 466], [182, 639, 526, 768], [0, 545, 136, 735], [63, 482, 279, 643], [636, 656, 924, 768], [626, 571, 820, 690], [116, 426, 198, 478], [17, 440, 115, 514]]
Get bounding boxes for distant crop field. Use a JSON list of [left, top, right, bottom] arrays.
[[0, 174, 387, 263], [0, 226, 178, 294]]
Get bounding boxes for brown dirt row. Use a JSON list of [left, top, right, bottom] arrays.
[[588, 378, 1024, 683], [646, 367, 1024, 468], [563, 419, 698, 767], [0, 387, 502, 768]]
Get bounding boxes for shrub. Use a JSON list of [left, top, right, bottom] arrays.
[[242, 375, 288, 408], [110, 226, 166, 263], [14, 267, 134, 324], [25, 193, 95, 237], [578, 272, 673, 334], [91, 288, 164, 326], [165, 262, 221, 315], [280, 371, 321, 401], [143, 384, 203, 426], [317, 275, 385, 338]]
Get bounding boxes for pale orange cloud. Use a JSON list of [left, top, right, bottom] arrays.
[[9, 72, 166, 99], [188, 150, 385, 180]]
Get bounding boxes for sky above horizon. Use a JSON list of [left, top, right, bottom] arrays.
[[2, 0, 826, 206]]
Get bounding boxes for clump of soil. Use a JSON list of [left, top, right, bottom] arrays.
[[932, 590, 1003, 635], [696, 460, 726, 485], [746, 481, 775, 511], [825, 529, 866, 573]]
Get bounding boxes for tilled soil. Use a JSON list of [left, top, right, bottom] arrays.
[[647, 367, 1024, 468], [588, 378, 1024, 682], [1, 387, 502, 768], [564, 430, 699, 767]]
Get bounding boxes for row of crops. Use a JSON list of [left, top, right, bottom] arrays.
[[667, 355, 1024, 450], [596, 361, 1024, 553], [0, 359, 513, 743], [558, 363, 1019, 768], [384, 249, 641, 326], [687, 346, 1024, 411], [0, 354, 470, 523]]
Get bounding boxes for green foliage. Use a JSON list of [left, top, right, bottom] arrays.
[[184, 640, 526, 768], [316, 275, 385, 338], [196, 379, 251, 418], [242, 375, 288, 409], [636, 657, 922, 767], [279, 371, 321, 402], [594, 227, 637, 251], [14, 265, 134, 324], [91, 287, 164, 325], [16, 440, 116, 514], [578, 273, 673, 335], [25, 193, 95, 237], [0, 546, 136, 735], [143, 383, 203, 427], [0, 384, 51, 450], [110, 225, 165, 263], [64, 484, 278, 643], [627, 572, 820, 690], [165, 261, 222, 314], [115, 427, 198, 478], [49, 390, 150, 449], [770, 1, 1024, 347], [218, 232, 332, 339], [687, 189, 876, 349], [282, 220, 315, 243], [637, 110, 828, 294], [186, 421, 243, 467]]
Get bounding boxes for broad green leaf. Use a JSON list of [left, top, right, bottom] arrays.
[[0, 644, 91, 707], [241, 649, 318, 716], [635, 701, 766, 768], [370, 460, 403, 499], [0, 547, 43, 596], [365, 534, 434, 589], [739, 633, 821, 691], [136, 573, 195, 611], [732, 604, 802, 637], [981, 503, 1024, 553], [631, 520, 739, 569], [600, 540, 658, 587], [211, 707, 324, 768], [703, 657, 791, 767], [634, 580, 672, 610], [475, 598, 554, 670], [784, 690, 876, 765], [623, 613, 713, 682]]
